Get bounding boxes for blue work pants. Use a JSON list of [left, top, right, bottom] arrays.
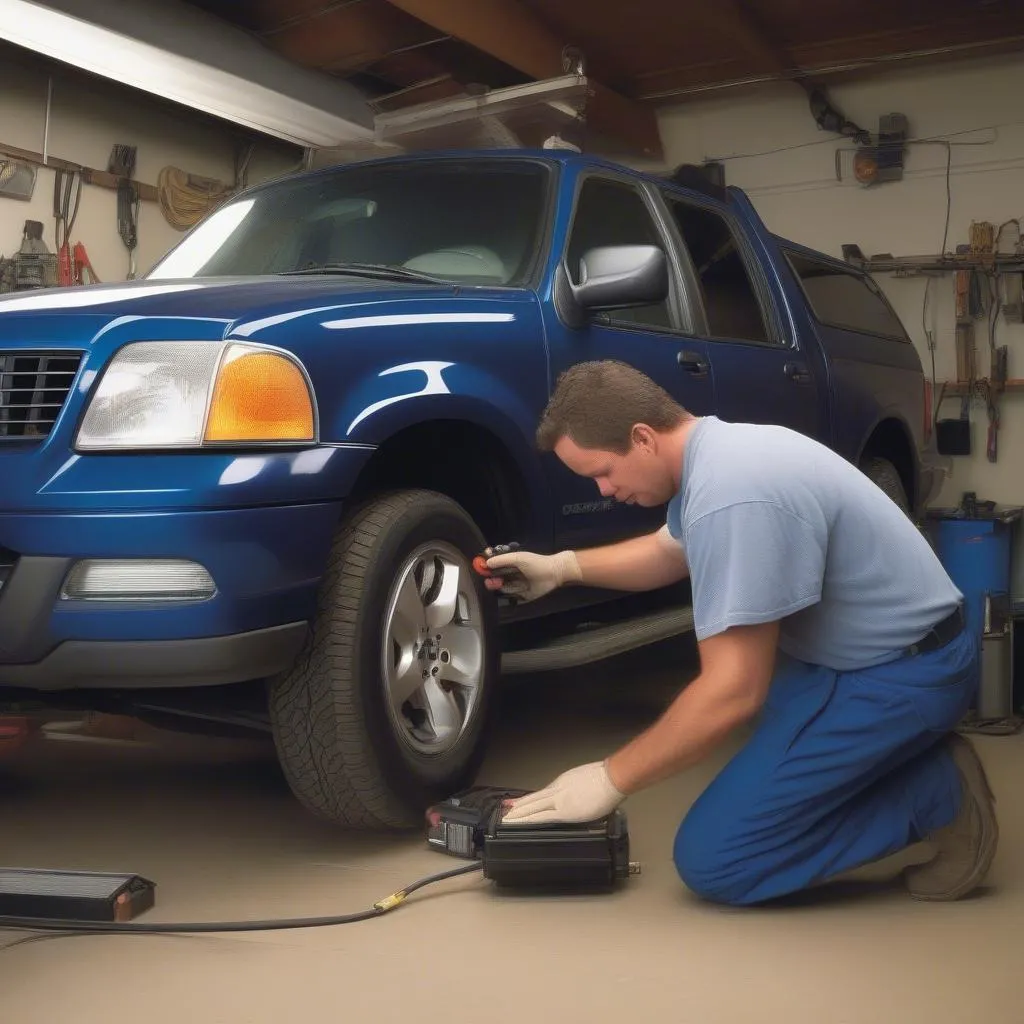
[[674, 628, 980, 905]]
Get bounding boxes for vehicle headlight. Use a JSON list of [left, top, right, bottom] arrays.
[[76, 340, 317, 450]]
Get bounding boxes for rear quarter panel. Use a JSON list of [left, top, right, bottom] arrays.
[[765, 237, 928, 467], [814, 325, 926, 464]]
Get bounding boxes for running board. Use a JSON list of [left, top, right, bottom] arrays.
[[500, 605, 694, 675]]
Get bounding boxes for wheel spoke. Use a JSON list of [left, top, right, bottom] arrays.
[[388, 650, 424, 712], [424, 559, 462, 632], [391, 568, 427, 649], [422, 678, 461, 743], [439, 625, 482, 688], [381, 541, 487, 757]]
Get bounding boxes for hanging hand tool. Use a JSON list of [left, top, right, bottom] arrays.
[[986, 346, 1007, 463], [109, 144, 139, 279], [52, 167, 81, 287]]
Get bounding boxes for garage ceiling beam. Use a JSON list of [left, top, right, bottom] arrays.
[[382, 0, 663, 159], [690, 0, 802, 81], [265, 1, 440, 73]]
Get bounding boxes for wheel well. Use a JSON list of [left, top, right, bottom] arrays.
[[347, 420, 537, 544], [860, 419, 916, 508]]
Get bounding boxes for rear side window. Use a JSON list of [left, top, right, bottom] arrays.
[[661, 194, 772, 345], [786, 251, 909, 341]]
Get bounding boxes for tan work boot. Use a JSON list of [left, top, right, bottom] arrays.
[[904, 733, 998, 901]]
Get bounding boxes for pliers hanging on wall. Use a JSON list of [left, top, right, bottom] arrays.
[[53, 168, 81, 287]]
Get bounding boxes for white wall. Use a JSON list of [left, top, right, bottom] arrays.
[[0, 44, 301, 282], [655, 54, 1024, 526]]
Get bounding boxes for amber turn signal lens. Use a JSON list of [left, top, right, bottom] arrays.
[[204, 349, 315, 443]]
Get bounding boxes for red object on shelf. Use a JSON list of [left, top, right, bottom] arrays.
[[0, 717, 31, 757]]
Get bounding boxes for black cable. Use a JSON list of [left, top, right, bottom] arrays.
[[921, 141, 952, 392], [0, 861, 482, 937], [52, 169, 81, 254], [939, 141, 952, 257], [706, 120, 1004, 164], [923, 277, 936, 388]]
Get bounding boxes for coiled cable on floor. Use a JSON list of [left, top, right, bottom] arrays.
[[958, 716, 1023, 737], [0, 862, 482, 940]]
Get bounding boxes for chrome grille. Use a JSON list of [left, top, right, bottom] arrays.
[[0, 351, 83, 441]]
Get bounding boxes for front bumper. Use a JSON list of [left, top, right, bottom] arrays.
[[0, 501, 340, 691], [0, 609, 308, 691]]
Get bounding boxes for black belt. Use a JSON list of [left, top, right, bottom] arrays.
[[905, 605, 965, 658]]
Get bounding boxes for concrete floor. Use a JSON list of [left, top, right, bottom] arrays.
[[1, 637, 1020, 1024]]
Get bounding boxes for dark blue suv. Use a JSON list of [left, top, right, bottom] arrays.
[[0, 149, 945, 828]]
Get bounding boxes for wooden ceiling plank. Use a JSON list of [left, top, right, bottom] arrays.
[[635, 11, 1024, 99], [384, 0, 563, 79], [788, 11, 1024, 68], [267, 0, 438, 69], [369, 75, 466, 112], [354, 46, 453, 84], [691, 0, 799, 77], [249, 0, 347, 33], [380, 0, 663, 157]]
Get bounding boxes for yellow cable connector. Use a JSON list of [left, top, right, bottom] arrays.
[[373, 891, 408, 912]]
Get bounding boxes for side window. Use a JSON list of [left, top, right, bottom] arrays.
[[565, 177, 672, 330], [786, 252, 909, 340], [663, 196, 771, 344]]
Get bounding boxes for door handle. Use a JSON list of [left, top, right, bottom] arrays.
[[784, 361, 811, 384], [677, 350, 709, 376]]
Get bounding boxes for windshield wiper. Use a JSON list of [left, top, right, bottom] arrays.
[[278, 262, 448, 284]]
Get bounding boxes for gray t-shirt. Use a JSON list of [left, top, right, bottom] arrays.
[[666, 416, 962, 671]]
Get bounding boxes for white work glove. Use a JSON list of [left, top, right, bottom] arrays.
[[484, 548, 581, 603], [501, 762, 625, 825]]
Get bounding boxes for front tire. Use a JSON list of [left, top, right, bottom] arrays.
[[268, 489, 499, 829]]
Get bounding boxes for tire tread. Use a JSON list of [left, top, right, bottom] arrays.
[[861, 455, 911, 515], [269, 490, 487, 830]]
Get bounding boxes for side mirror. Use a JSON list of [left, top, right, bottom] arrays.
[[571, 244, 668, 311]]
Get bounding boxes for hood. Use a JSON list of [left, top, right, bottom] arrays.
[[0, 275, 470, 329]]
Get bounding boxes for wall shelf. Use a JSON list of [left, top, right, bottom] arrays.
[[938, 379, 1024, 396], [845, 251, 1024, 276]]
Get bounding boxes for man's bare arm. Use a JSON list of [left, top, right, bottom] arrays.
[[604, 620, 780, 794], [574, 525, 689, 592]]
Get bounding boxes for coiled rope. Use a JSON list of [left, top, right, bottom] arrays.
[[157, 167, 235, 231]]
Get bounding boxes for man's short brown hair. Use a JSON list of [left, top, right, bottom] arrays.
[[536, 359, 691, 454]]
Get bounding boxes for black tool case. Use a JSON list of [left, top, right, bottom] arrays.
[[482, 812, 634, 890], [0, 867, 156, 922]]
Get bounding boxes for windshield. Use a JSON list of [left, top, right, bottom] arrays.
[[148, 158, 553, 287]]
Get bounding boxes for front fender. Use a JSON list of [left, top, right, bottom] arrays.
[[334, 361, 540, 440], [333, 361, 551, 510]]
